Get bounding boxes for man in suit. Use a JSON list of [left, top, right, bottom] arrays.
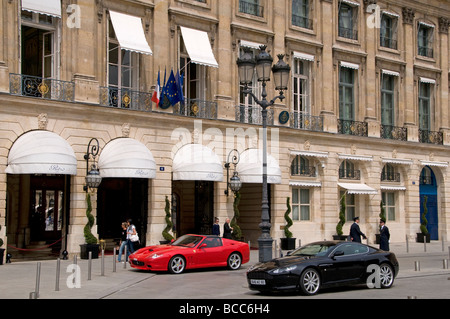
[[223, 217, 233, 239], [350, 217, 366, 243], [379, 219, 390, 251]]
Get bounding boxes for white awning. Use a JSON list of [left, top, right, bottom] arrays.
[[22, 0, 61, 18], [381, 185, 406, 191], [338, 182, 377, 195], [290, 181, 322, 187], [420, 160, 448, 168], [293, 51, 315, 62], [240, 40, 263, 49], [173, 144, 223, 181], [180, 27, 218, 68], [290, 150, 329, 158], [419, 77, 436, 84], [5, 130, 77, 175], [338, 154, 373, 162], [382, 69, 400, 77], [382, 158, 413, 165], [98, 138, 156, 179], [237, 149, 281, 184], [340, 61, 359, 70], [341, 0, 360, 7], [109, 11, 153, 55]]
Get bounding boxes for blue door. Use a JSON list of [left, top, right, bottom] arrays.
[[419, 167, 439, 240]]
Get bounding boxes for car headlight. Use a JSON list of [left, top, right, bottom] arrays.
[[271, 265, 297, 274], [151, 253, 164, 259]]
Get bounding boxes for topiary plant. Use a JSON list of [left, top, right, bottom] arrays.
[[284, 197, 293, 238], [231, 191, 242, 241], [420, 196, 429, 235], [162, 196, 174, 241], [379, 199, 386, 222], [336, 194, 346, 236], [84, 193, 98, 244]]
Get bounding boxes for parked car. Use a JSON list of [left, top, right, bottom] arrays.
[[247, 241, 399, 295], [129, 234, 250, 274]]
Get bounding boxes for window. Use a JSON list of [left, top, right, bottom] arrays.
[[180, 37, 206, 102], [381, 164, 400, 182], [292, 58, 311, 128], [291, 156, 315, 177], [381, 74, 395, 126], [381, 192, 396, 221], [292, 0, 312, 29], [418, 82, 431, 131], [418, 23, 434, 58], [338, 2, 358, 40], [340, 191, 355, 221], [339, 160, 360, 180], [339, 67, 355, 121], [239, 0, 264, 17], [380, 14, 398, 50], [292, 188, 310, 221]]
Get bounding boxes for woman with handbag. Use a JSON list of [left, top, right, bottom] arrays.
[[126, 219, 138, 259]]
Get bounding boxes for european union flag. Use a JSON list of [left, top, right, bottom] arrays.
[[166, 69, 181, 106], [176, 70, 184, 105]]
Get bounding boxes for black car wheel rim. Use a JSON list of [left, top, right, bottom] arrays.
[[302, 269, 320, 294], [379, 264, 394, 287]]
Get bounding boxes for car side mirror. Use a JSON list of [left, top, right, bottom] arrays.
[[286, 251, 293, 256], [200, 243, 207, 249], [332, 250, 344, 258]]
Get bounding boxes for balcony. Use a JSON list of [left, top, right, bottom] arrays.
[[239, 0, 264, 17], [381, 125, 407, 141], [339, 169, 361, 180], [292, 14, 313, 29], [173, 98, 218, 119], [338, 27, 358, 40], [338, 119, 368, 137], [419, 129, 443, 145], [9, 73, 75, 102], [291, 165, 316, 177], [235, 105, 274, 125], [418, 46, 433, 58], [381, 172, 400, 183], [99, 87, 152, 112], [380, 37, 398, 50], [290, 112, 323, 132]]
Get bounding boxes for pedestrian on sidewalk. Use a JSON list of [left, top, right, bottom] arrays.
[[379, 219, 390, 251], [126, 219, 137, 259], [212, 217, 220, 236], [117, 222, 128, 262], [223, 218, 233, 239], [350, 217, 366, 243]]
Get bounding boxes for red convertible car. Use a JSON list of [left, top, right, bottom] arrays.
[[129, 234, 250, 274]]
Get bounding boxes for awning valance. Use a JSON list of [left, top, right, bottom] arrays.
[[290, 181, 322, 187], [180, 27, 218, 68], [237, 149, 281, 184], [338, 182, 377, 195], [109, 11, 153, 55], [98, 138, 156, 179], [340, 61, 359, 70], [5, 130, 77, 175], [290, 150, 329, 158], [22, 0, 61, 18], [420, 160, 448, 168], [173, 144, 223, 181]]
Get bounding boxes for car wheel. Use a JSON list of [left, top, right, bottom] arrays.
[[168, 255, 186, 274], [227, 252, 242, 270], [379, 263, 394, 289], [299, 268, 321, 295]]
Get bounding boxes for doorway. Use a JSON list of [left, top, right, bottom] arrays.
[[419, 166, 439, 240]]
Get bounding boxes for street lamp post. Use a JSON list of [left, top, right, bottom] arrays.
[[84, 138, 102, 192], [237, 46, 290, 262], [225, 149, 242, 196]]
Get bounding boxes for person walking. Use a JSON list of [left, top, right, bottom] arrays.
[[223, 217, 233, 239], [379, 219, 390, 251], [117, 222, 128, 263], [126, 219, 137, 259], [212, 217, 220, 236], [349, 217, 366, 243]]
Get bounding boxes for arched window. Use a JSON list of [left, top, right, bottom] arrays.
[[291, 155, 315, 177], [339, 160, 360, 180], [420, 166, 436, 186], [381, 164, 400, 182]]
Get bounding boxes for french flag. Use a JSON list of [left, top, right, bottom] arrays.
[[151, 70, 161, 106]]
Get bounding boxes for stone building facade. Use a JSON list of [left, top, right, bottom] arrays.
[[0, 0, 449, 260]]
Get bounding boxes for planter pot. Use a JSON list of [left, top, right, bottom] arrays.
[[280, 238, 296, 250], [159, 240, 170, 245], [80, 244, 100, 259], [333, 235, 348, 241], [416, 233, 430, 243], [0, 248, 4, 265]]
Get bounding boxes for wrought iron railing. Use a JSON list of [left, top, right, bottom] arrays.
[[9, 73, 75, 102], [380, 36, 398, 50], [419, 129, 443, 145], [418, 46, 433, 58], [292, 14, 313, 29], [99, 87, 152, 112], [290, 112, 323, 132], [381, 172, 401, 182], [381, 125, 407, 141], [173, 98, 218, 119], [235, 105, 274, 125], [338, 119, 368, 137], [339, 169, 361, 180], [291, 165, 316, 177], [239, 0, 264, 17], [338, 27, 358, 40]]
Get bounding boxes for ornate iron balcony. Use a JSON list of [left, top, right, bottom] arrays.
[[291, 165, 316, 177], [99, 87, 152, 112], [419, 129, 443, 145], [381, 125, 407, 141], [290, 112, 323, 132], [9, 73, 75, 102], [381, 172, 401, 182], [235, 105, 274, 125], [339, 169, 361, 180], [173, 98, 218, 119], [338, 119, 368, 137]]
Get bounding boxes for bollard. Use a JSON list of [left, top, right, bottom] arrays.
[[442, 236, 445, 252], [443, 259, 448, 269], [423, 239, 427, 252], [88, 251, 92, 281], [101, 249, 105, 276], [34, 262, 41, 298], [55, 258, 60, 291], [124, 246, 127, 269], [113, 247, 116, 273], [414, 261, 420, 271], [406, 235, 409, 253]]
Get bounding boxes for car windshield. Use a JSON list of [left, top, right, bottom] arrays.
[[290, 243, 336, 257], [171, 235, 203, 248]]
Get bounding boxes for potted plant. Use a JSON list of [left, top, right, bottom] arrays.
[[80, 193, 99, 259], [281, 197, 296, 250], [161, 195, 174, 244], [375, 200, 386, 244], [417, 196, 430, 243], [333, 194, 348, 240], [231, 191, 243, 241]]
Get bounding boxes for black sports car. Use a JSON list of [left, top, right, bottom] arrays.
[[247, 241, 399, 295]]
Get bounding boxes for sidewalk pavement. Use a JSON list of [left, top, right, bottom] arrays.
[[0, 241, 448, 299]]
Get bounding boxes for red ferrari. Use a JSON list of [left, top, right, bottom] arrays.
[[129, 234, 250, 274]]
